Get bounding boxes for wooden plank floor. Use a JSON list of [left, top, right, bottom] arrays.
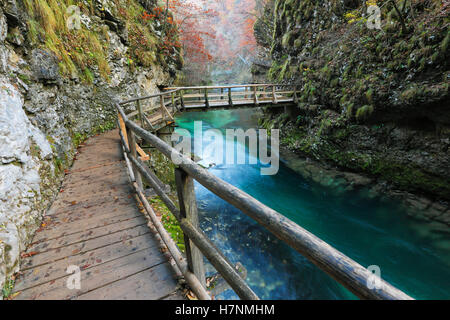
[[12, 130, 183, 300]]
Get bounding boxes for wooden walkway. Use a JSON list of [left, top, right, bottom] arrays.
[[12, 130, 184, 300]]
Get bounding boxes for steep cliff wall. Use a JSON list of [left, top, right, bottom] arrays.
[[255, 1, 449, 210], [0, 0, 181, 293]]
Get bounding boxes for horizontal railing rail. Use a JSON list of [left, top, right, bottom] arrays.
[[164, 83, 294, 90], [119, 89, 179, 106], [115, 100, 414, 301]]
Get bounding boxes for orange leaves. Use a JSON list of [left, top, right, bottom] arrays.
[[20, 251, 39, 258], [169, 0, 218, 65], [142, 11, 156, 20]]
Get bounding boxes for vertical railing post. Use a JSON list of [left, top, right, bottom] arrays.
[[127, 127, 143, 190], [179, 90, 185, 110], [272, 85, 278, 104], [171, 91, 176, 111], [175, 168, 206, 288], [220, 88, 224, 100], [160, 95, 166, 122], [204, 88, 209, 108], [228, 87, 233, 107], [244, 86, 248, 99], [253, 86, 259, 105], [136, 99, 144, 129], [293, 85, 298, 103]]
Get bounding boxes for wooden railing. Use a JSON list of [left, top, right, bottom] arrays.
[[119, 89, 179, 132], [118, 84, 298, 134], [115, 96, 414, 301], [164, 84, 299, 110]]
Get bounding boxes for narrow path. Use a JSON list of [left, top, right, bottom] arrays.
[[12, 130, 184, 300]]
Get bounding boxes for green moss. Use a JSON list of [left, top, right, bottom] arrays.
[[369, 161, 450, 199], [281, 31, 294, 48], [400, 85, 422, 103], [346, 103, 354, 119], [330, 78, 339, 87], [150, 197, 185, 252], [93, 120, 116, 135], [365, 89, 374, 104], [53, 157, 63, 175], [23, 0, 179, 81], [72, 132, 84, 148], [355, 105, 374, 122], [150, 149, 176, 190], [2, 277, 15, 299], [82, 68, 94, 84], [333, 128, 350, 140], [317, 118, 332, 137], [268, 56, 290, 81], [17, 73, 32, 84]]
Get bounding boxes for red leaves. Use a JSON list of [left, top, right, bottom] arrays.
[[21, 251, 39, 258], [142, 11, 156, 20], [80, 264, 91, 270]]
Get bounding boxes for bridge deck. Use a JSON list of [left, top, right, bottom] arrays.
[[12, 130, 183, 300]]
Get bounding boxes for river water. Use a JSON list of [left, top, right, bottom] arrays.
[[174, 108, 450, 300]]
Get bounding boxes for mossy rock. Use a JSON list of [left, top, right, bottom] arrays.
[[355, 105, 374, 122]]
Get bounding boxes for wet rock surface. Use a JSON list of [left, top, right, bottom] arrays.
[[279, 145, 449, 228]]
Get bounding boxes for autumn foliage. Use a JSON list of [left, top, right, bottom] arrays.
[[141, 0, 263, 83]]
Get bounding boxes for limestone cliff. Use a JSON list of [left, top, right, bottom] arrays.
[[254, 0, 449, 218], [0, 0, 181, 293]]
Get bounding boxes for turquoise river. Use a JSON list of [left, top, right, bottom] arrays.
[[174, 108, 450, 300]]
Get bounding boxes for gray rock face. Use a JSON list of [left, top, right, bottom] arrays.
[[0, 8, 7, 42], [0, 0, 21, 28], [0, 75, 53, 290], [0, 2, 175, 292], [30, 49, 60, 83]]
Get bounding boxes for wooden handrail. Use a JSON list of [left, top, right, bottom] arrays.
[[119, 89, 179, 105], [120, 84, 296, 119], [165, 84, 294, 90], [115, 102, 414, 301], [118, 112, 149, 161]]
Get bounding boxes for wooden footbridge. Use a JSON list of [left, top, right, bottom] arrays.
[[12, 84, 414, 300], [119, 84, 299, 130]]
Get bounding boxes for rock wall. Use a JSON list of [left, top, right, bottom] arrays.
[[255, 1, 449, 215], [0, 0, 180, 293]]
